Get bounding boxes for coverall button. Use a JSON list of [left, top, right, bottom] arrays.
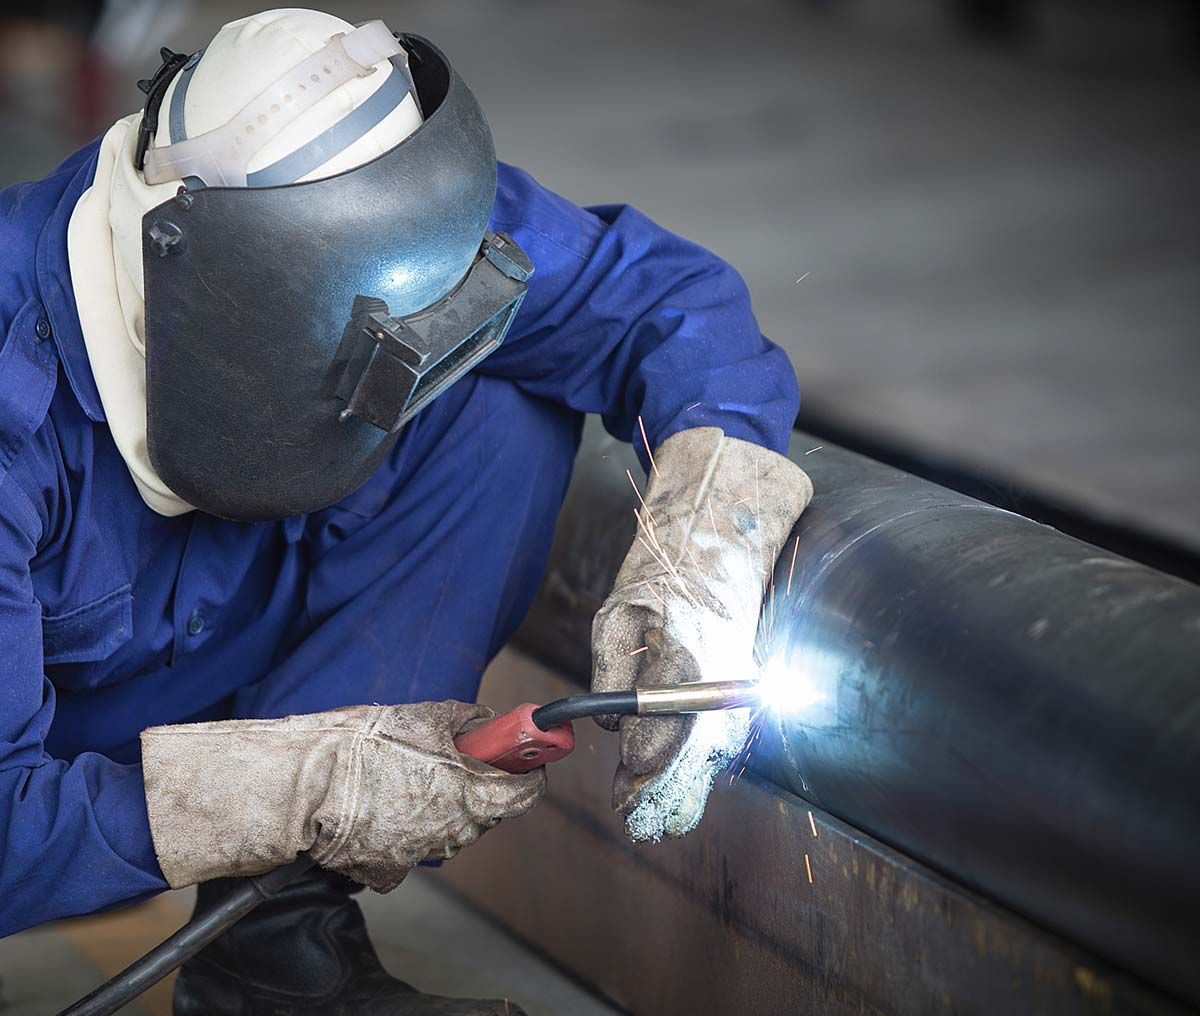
[[187, 612, 206, 636], [34, 317, 51, 341]]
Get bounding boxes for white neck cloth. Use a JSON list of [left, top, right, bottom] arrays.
[[68, 114, 195, 516]]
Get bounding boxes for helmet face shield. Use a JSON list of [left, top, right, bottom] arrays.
[[331, 231, 531, 433], [141, 36, 531, 520]]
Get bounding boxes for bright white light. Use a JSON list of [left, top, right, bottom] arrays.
[[756, 650, 829, 716], [386, 266, 415, 290]]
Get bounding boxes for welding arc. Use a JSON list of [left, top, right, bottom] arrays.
[[531, 691, 638, 729]]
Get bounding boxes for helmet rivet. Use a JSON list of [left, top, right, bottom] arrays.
[[174, 189, 194, 210], [148, 219, 186, 258]]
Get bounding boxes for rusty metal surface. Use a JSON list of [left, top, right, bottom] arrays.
[[512, 421, 1200, 1006], [441, 650, 1188, 1015]]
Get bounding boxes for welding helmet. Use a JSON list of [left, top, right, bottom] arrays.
[[133, 19, 531, 520]]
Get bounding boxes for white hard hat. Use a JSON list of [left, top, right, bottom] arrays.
[[109, 8, 422, 300]]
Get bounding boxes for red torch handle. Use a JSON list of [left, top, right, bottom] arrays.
[[453, 703, 576, 774]]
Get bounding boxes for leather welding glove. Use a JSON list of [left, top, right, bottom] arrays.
[[591, 427, 812, 842], [140, 701, 545, 892]]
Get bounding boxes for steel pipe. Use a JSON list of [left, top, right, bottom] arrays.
[[514, 422, 1200, 1005]]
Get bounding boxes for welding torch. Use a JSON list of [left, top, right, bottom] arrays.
[[454, 679, 761, 772], [59, 679, 759, 1016]]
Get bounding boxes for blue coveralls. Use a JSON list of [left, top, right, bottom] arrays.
[[0, 140, 800, 935]]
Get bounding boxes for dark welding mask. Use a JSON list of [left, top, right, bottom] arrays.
[[134, 27, 532, 520]]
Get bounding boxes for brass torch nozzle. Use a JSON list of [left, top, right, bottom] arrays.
[[635, 680, 760, 715]]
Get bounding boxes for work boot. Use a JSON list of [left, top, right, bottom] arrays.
[[173, 866, 526, 1015]]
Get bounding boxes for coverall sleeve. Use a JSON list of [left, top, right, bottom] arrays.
[[0, 481, 165, 936], [482, 162, 801, 466]]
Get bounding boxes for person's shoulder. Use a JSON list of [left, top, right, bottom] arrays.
[[492, 161, 604, 262], [0, 141, 99, 271], [0, 142, 98, 489]]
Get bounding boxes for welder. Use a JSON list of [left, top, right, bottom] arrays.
[[0, 9, 812, 1015]]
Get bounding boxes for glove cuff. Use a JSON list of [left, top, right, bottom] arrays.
[[647, 427, 812, 561], [140, 707, 376, 887]]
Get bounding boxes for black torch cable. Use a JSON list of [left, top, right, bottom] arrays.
[[531, 690, 639, 729], [56, 854, 316, 1016]]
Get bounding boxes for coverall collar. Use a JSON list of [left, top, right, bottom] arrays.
[[34, 140, 107, 425]]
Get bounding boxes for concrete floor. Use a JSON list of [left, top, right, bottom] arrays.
[[0, 870, 620, 1015]]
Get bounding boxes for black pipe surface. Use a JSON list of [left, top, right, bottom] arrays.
[[513, 422, 1200, 1005]]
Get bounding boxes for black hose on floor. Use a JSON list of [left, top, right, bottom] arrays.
[[56, 854, 316, 1016]]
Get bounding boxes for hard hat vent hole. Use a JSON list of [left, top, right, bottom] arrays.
[[257, 114, 267, 125], [310, 73, 320, 83], [284, 94, 293, 103], [245, 125, 254, 135], [271, 103, 280, 114], [519, 749, 541, 760], [323, 66, 331, 75]]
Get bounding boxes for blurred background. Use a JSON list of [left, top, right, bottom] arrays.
[[1, 4, 1198, 1012], [2, 0, 1198, 573]]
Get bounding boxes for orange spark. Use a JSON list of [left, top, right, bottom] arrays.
[[786, 535, 801, 596], [639, 579, 668, 610], [637, 415, 659, 477], [625, 468, 656, 525], [631, 507, 698, 606]]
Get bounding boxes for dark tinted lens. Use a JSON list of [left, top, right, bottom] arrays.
[[402, 297, 523, 423]]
